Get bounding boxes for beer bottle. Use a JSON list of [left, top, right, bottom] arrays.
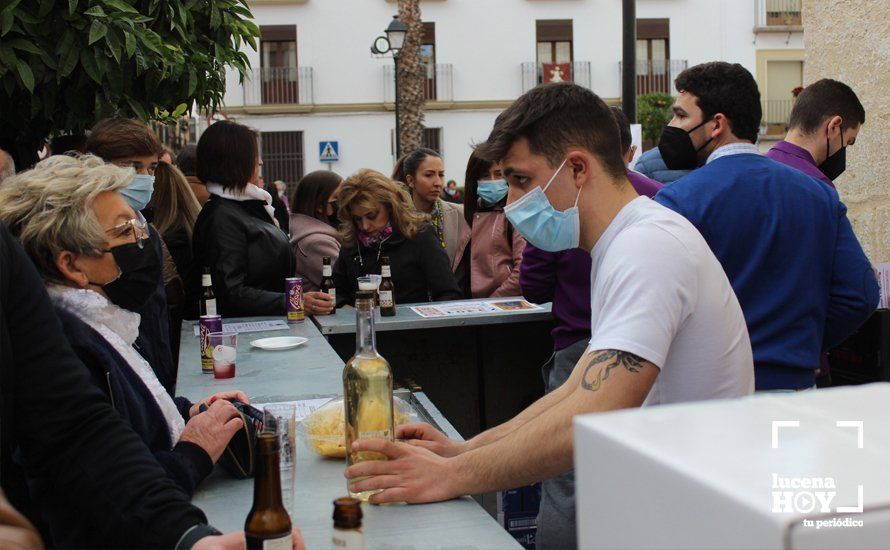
[[331, 497, 364, 550], [200, 267, 217, 316], [343, 291, 393, 502], [378, 257, 396, 317], [321, 256, 337, 306], [245, 432, 293, 549]]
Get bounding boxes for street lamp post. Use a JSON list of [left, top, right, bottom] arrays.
[[372, 15, 408, 158], [393, 53, 401, 158]]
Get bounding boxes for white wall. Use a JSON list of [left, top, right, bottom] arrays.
[[229, 108, 500, 184], [214, 0, 805, 185], [226, 0, 801, 107]]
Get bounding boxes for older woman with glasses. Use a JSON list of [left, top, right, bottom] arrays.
[[0, 155, 247, 497]]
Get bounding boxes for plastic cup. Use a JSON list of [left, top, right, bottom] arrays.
[[209, 332, 237, 379], [263, 404, 297, 518]]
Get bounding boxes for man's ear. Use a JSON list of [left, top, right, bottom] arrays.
[[825, 115, 844, 138], [566, 149, 592, 190], [625, 145, 637, 166], [711, 113, 730, 139], [55, 251, 89, 288]]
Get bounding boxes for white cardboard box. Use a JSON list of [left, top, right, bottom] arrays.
[[574, 384, 890, 549]]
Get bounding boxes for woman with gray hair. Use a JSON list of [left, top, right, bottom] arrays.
[[0, 154, 246, 497]]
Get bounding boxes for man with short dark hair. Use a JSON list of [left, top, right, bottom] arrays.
[[342, 83, 754, 549], [767, 78, 865, 187], [654, 62, 878, 391], [765, 79, 866, 385], [515, 106, 663, 548]]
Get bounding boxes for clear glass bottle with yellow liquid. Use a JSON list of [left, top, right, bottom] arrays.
[[343, 290, 394, 502]]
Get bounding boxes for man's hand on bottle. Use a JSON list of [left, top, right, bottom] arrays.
[[193, 527, 306, 550], [344, 439, 460, 505], [396, 422, 466, 457]]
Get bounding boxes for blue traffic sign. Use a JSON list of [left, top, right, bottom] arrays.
[[319, 141, 340, 162]]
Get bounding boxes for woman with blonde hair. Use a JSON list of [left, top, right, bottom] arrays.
[[331, 169, 461, 307]]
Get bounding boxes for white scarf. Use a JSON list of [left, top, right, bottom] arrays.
[[47, 285, 185, 447], [206, 182, 276, 222]]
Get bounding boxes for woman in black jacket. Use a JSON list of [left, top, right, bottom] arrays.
[[332, 169, 461, 307], [191, 121, 295, 316], [0, 155, 247, 503]]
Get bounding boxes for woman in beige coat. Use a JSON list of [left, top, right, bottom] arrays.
[[392, 148, 469, 271]]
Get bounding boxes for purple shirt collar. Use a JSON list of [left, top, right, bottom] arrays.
[[766, 140, 835, 188]]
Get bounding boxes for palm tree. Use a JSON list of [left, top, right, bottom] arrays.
[[397, 0, 425, 155]]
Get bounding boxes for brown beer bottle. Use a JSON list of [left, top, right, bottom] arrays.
[[331, 497, 364, 549], [245, 432, 292, 549], [321, 256, 337, 306], [378, 256, 396, 317]]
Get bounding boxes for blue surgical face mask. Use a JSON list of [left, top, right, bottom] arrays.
[[476, 179, 509, 205], [120, 174, 155, 211], [503, 159, 581, 252]]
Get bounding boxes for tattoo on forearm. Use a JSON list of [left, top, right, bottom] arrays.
[[581, 350, 645, 392]]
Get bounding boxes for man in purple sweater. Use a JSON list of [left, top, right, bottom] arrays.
[[766, 79, 866, 385], [518, 106, 663, 548]]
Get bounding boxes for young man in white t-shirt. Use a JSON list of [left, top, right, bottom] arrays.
[[344, 83, 754, 543]]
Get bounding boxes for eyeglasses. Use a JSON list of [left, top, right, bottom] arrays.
[[104, 218, 149, 249]]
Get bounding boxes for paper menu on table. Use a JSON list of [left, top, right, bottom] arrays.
[[876, 262, 890, 309], [410, 299, 543, 318], [192, 319, 290, 337], [410, 302, 500, 318], [486, 299, 542, 312]]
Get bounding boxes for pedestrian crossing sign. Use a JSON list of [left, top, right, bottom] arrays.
[[319, 141, 340, 162]]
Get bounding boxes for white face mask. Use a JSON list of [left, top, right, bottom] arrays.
[[503, 159, 581, 252]]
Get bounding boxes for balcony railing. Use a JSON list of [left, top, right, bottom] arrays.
[[521, 61, 592, 93], [243, 67, 314, 106], [756, 0, 802, 29], [617, 59, 688, 97], [384, 63, 453, 103], [761, 99, 794, 133]]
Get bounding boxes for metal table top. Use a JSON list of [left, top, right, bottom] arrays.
[[177, 317, 520, 549], [312, 297, 553, 335]]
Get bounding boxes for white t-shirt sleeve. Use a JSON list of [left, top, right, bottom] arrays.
[[588, 224, 698, 369]]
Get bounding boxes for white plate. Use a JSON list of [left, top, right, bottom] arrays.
[[250, 336, 308, 351]]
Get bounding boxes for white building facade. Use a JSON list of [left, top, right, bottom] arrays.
[[214, 0, 804, 189]]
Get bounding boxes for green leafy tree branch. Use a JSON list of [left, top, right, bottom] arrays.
[[0, 0, 259, 168]]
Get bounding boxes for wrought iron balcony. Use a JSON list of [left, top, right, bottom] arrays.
[[242, 67, 315, 106], [617, 59, 688, 97], [755, 0, 803, 30], [383, 63, 453, 103]]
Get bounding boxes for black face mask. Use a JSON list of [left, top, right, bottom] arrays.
[[94, 240, 161, 312], [819, 127, 846, 181], [658, 119, 713, 170]]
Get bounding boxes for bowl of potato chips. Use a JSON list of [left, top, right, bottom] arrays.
[[297, 395, 418, 458]]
